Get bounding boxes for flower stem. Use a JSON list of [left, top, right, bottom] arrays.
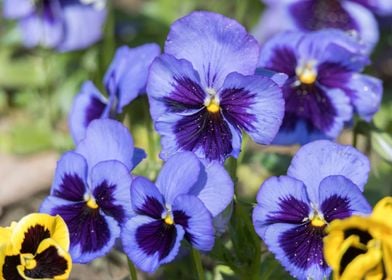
[[127, 258, 138, 280], [191, 247, 205, 280]]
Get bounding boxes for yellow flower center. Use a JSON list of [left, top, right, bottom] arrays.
[[296, 61, 317, 85], [311, 215, 326, 227], [84, 194, 99, 209], [206, 100, 220, 113], [164, 214, 174, 225], [20, 253, 37, 270]]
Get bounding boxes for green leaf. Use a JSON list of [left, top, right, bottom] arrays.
[[371, 130, 392, 163]]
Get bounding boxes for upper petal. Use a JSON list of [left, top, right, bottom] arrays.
[[165, 11, 260, 89], [219, 72, 284, 145], [319, 175, 371, 221], [69, 81, 108, 144], [104, 44, 161, 111], [156, 152, 201, 205], [75, 119, 137, 172], [3, 0, 34, 19], [288, 140, 370, 203]]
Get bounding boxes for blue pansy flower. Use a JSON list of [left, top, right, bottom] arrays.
[[258, 29, 382, 145], [254, 0, 392, 52], [121, 152, 234, 272], [3, 0, 107, 51], [147, 11, 284, 162], [252, 140, 372, 279], [40, 119, 144, 263], [69, 43, 161, 143]]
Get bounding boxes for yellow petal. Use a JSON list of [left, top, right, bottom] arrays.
[[372, 197, 392, 228]]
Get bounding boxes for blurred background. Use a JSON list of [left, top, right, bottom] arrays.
[[0, 0, 391, 279]]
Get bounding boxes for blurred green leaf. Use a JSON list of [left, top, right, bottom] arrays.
[[371, 130, 392, 163]]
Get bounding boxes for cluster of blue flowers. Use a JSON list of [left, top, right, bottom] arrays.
[[3, 1, 389, 279]]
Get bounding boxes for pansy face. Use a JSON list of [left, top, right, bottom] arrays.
[[252, 140, 372, 279], [0, 213, 72, 280], [147, 11, 284, 162], [122, 152, 234, 272], [259, 29, 382, 145], [324, 197, 392, 280], [41, 119, 141, 263]]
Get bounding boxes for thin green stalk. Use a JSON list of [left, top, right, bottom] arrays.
[[191, 247, 205, 280], [127, 258, 138, 280]]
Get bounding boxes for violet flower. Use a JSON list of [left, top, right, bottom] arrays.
[[147, 11, 284, 162], [69, 43, 160, 143], [252, 140, 372, 279], [3, 0, 107, 52], [121, 152, 234, 272], [40, 119, 144, 263], [254, 0, 392, 52], [259, 29, 382, 145]]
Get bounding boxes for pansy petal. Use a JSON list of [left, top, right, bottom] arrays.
[[131, 148, 146, 168], [345, 73, 383, 121], [253, 176, 310, 238], [356, 0, 392, 15], [90, 160, 134, 223], [131, 176, 165, 219], [220, 72, 284, 145], [319, 175, 371, 221], [189, 160, 234, 217], [57, 4, 107, 51], [172, 195, 214, 251], [165, 11, 260, 89], [147, 53, 204, 120], [3, 0, 34, 19], [156, 152, 201, 205], [288, 140, 370, 203], [121, 216, 185, 273], [104, 44, 161, 111], [76, 119, 135, 172], [263, 223, 330, 280], [69, 81, 108, 144], [51, 151, 88, 202]]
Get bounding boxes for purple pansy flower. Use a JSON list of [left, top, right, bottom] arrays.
[[252, 140, 372, 279], [258, 29, 382, 145], [121, 152, 234, 272], [69, 43, 160, 143], [3, 0, 107, 51], [147, 11, 284, 162], [254, 0, 392, 52], [40, 119, 144, 263]]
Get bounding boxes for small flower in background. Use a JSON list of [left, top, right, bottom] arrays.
[[121, 152, 234, 272], [69, 43, 160, 143], [2, 0, 107, 52], [254, 0, 392, 52], [324, 196, 392, 280], [258, 29, 382, 145], [40, 119, 144, 263], [252, 140, 372, 279], [147, 11, 285, 162], [0, 213, 72, 279]]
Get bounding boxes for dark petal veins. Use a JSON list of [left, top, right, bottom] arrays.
[[264, 47, 297, 76], [173, 210, 193, 243], [320, 194, 352, 222], [339, 246, 367, 275], [163, 76, 205, 112], [2, 255, 22, 280], [343, 228, 372, 244], [317, 62, 352, 90], [53, 203, 111, 253], [136, 196, 165, 219], [84, 96, 106, 127], [24, 246, 68, 278], [283, 82, 337, 133], [279, 223, 328, 270], [220, 87, 257, 131], [21, 225, 50, 254], [174, 109, 233, 161], [53, 173, 85, 202], [289, 0, 357, 31], [136, 220, 177, 260], [93, 180, 125, 224], [266, 195, 310, 224]]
